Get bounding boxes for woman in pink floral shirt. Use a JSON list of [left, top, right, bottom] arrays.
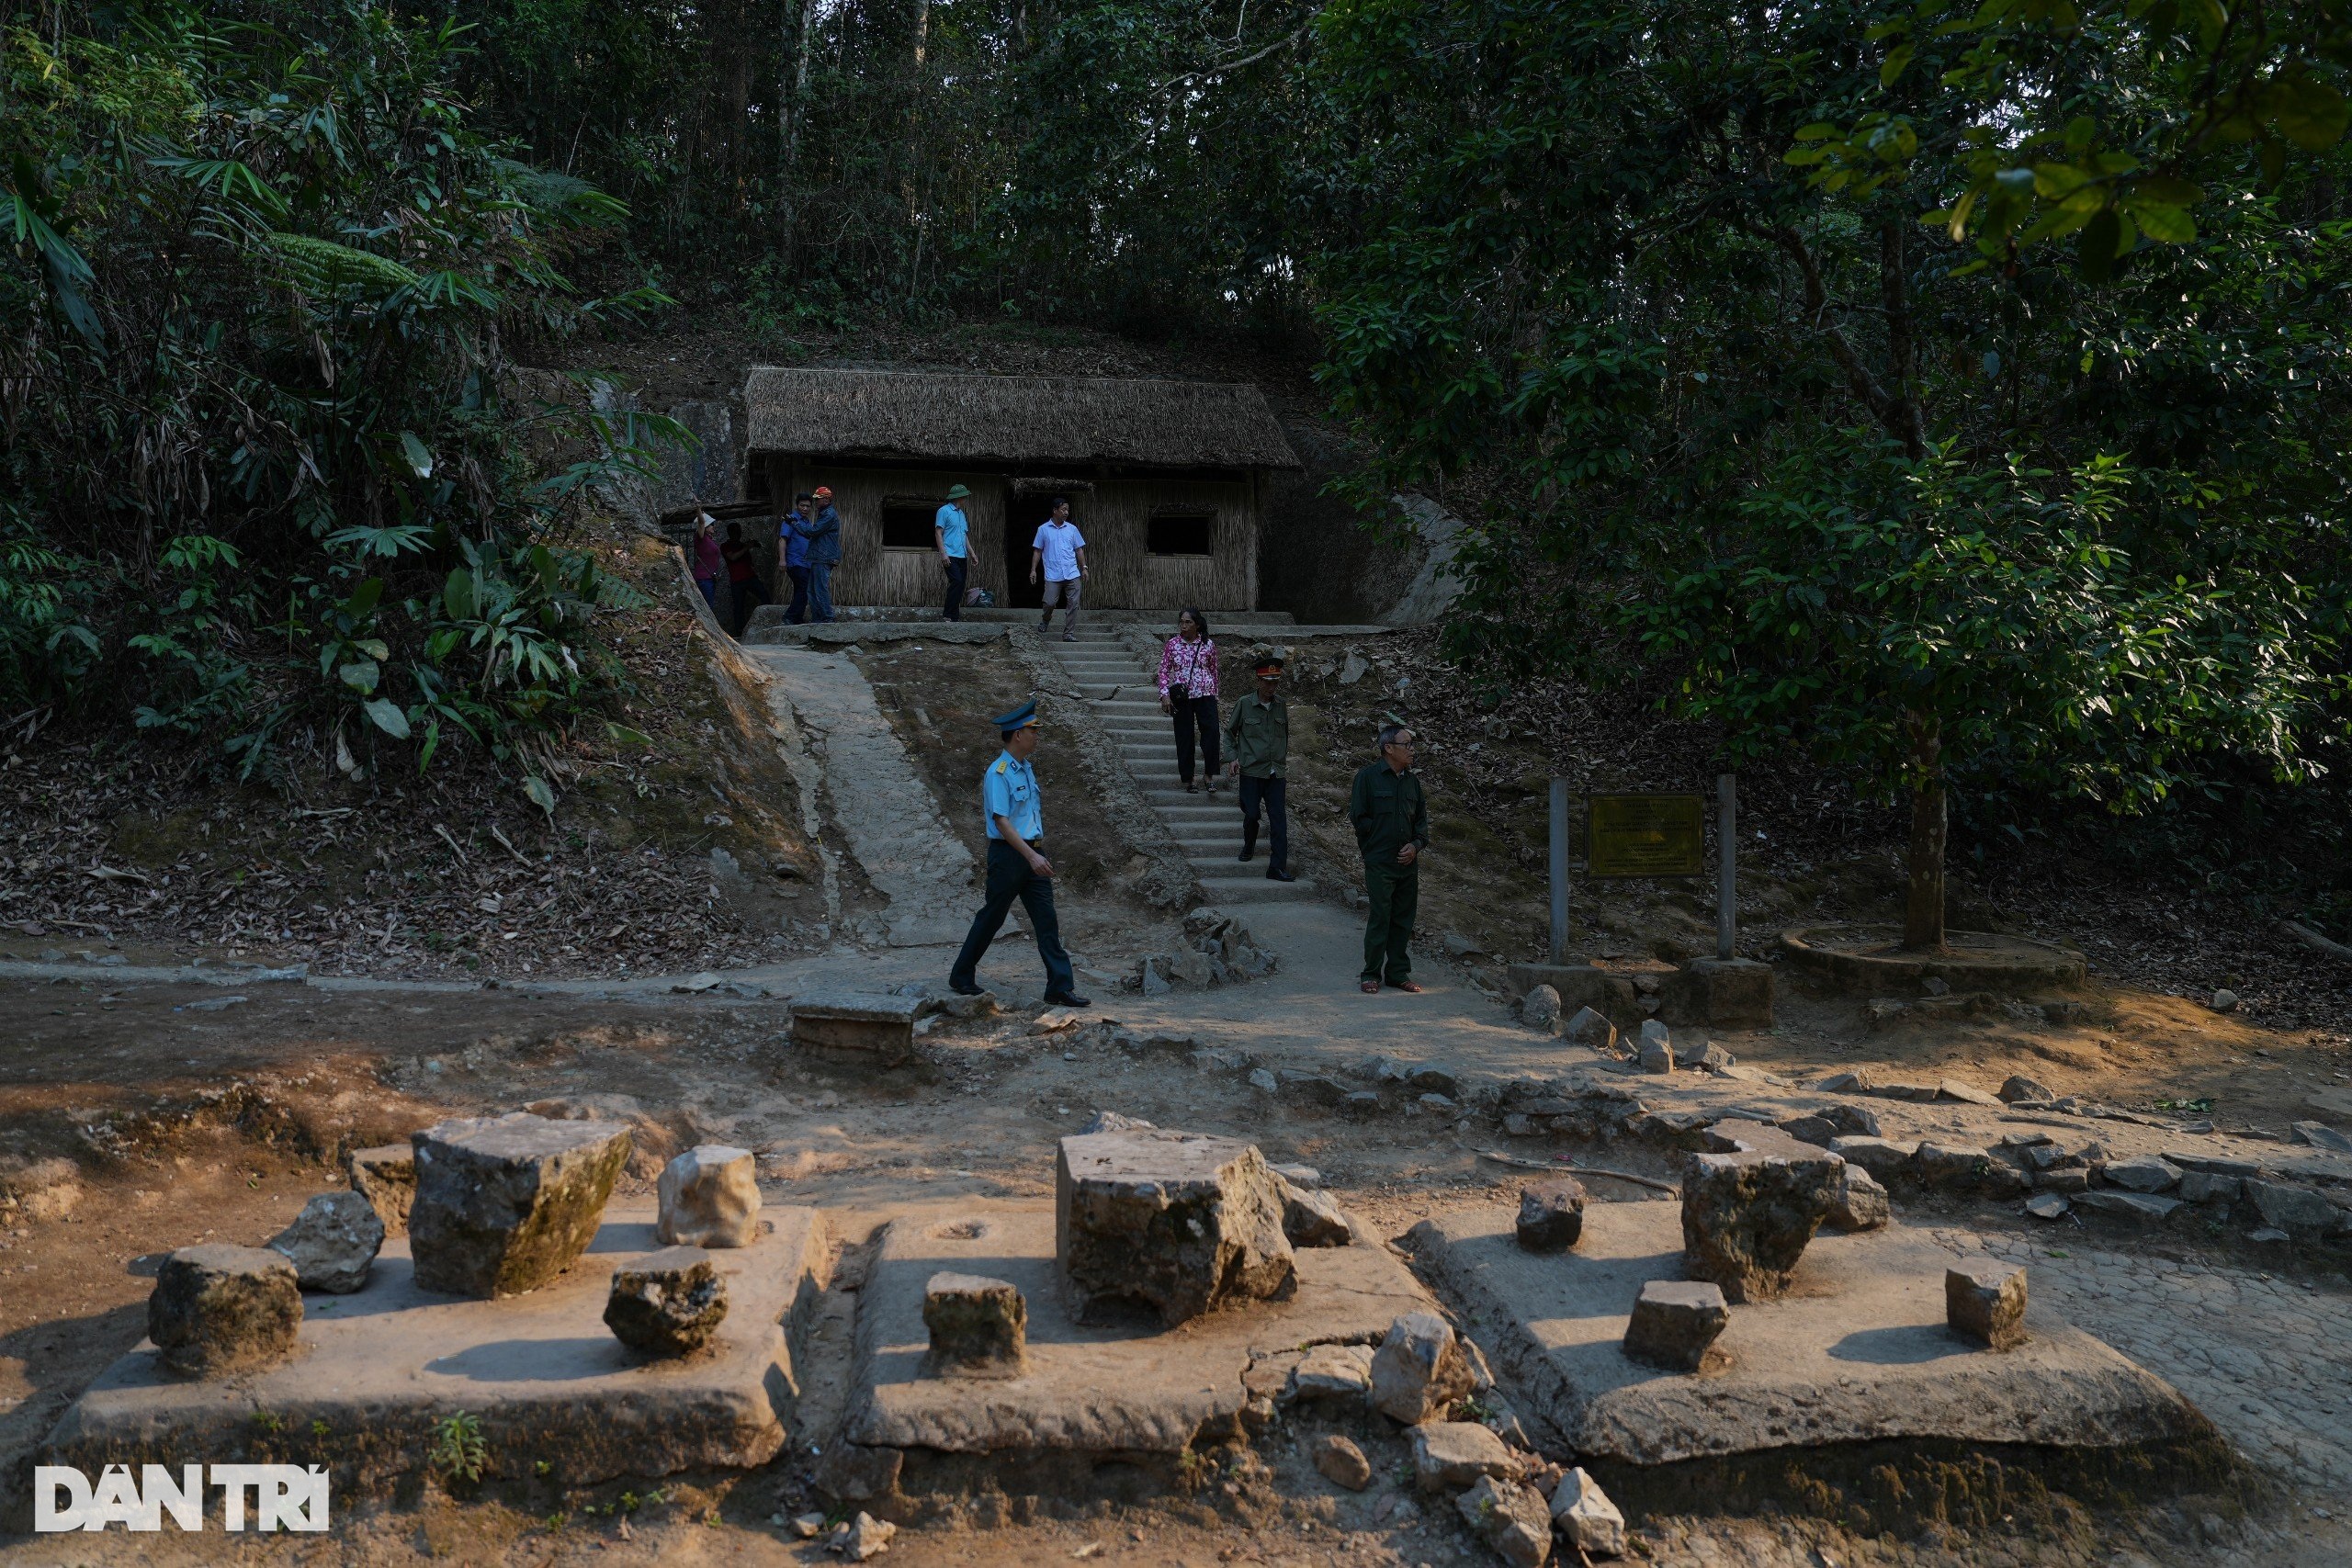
[[1157, 607, 1222, 793]]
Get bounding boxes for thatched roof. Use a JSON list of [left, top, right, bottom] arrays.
[[743, 367, 1301, 470]]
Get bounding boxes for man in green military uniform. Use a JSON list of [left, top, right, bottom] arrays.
[[1349, 723, 1430, 993], [1222, 646, 1294, 882]]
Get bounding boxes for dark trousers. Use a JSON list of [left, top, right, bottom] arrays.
[[1170, 694, 1220, 784], [808, 561, 836, 621], [1362, 859, 1419, 983], [950, 840, 1075, 996], [942, 556, 967, 621], [784, 565, 810, 624], [695, 578, 718, 613], [1238, 774, 1288, 874], [729, 577, 766, 637]]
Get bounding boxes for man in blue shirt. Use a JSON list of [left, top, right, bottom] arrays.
[[1028, 497, 1087, 641], [780, 493, 815, 624], [935, 483, 972, 623], [804, 484, 842, 623], [947, 699, 1087, 1006]]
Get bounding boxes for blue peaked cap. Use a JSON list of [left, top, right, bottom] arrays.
[[993, 699, 1040, 731]]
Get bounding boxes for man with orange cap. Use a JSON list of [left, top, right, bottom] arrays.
[[804, 485, 842, 622]]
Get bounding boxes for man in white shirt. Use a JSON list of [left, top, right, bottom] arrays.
[[1029, 497, 1088, 642]]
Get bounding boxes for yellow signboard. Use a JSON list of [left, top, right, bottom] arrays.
[[1587, 793, 1705, 878]]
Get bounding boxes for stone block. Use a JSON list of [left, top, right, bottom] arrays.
[[2102, 1155, 2181, 1194], [268, 1190, 385, 1294], [1312, 1433, 1372, 1491], [1370, 1310, 1476, 1424], [1503, 964, 1642, 1029], [148, 1245, 301, 1378], [1515, 1178, 1587, 1253], [1551, 1468, 1627, 1558], [1936, 1079, 2004, 1108], [1456, 1475, 1552, 1568], [2024, 1192, 2071, 1220], [2246, 1179, 2337, 1234], [1521, 985, 1563, 1031], [2078, 1190, 2181, 1222], [345, 1144, 415, 1236], [2178, 1171, 2242, 1204], [1340, 1089, 1385, 1121], [1637, 1035, 1676, 1074], [922, 1270, 1026, 1377], [604, 1245, 729, 1356], [1412, 1420, 1521, 1491], [1827, 1165, 1890, 1232], [1279, 1180, 1353, 1247], [1290, 1341, 1376, 1401], [1657, 956, 1774, 1030], [409, 1112, 632, 1299], [1946, 1262, 2028, 1350], [1563, 1007, 1618, 1052], [2000, 1074, 2057, 1103], [1056, 1130, 1295, 1325], [1679, 1145, 1841, 1303], [1915, 1141, 2028, 1192], [2036, 1168, 2091, 1193], [789, 990, 921, 1065], [1277, 1069, 1350, 1108], [1621, 1279, 1729, 1372], [657, 1145, 761, 1247]]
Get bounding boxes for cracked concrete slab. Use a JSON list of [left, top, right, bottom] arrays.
[[840, 1198, 1430, 1462], [45, 1205, 830, 1492], [743, 646, 976, 947], [1406, 1198, 2214, 1467]]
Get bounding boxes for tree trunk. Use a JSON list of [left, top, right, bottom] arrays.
[[1903, 710, 1946, 951], [779, 0, 819, 252]]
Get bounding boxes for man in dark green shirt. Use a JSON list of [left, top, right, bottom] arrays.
[[1223, 647, 1294, 882], [1348, 723, 1430, 992]]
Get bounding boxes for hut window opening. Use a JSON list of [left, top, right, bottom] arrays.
[[1148, 511, 1216, 558], [879, 501, 937, 551]]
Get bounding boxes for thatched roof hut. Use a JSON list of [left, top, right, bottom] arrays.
[[743, 367, 1301, 472]]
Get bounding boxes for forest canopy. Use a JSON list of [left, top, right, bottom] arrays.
[[5, 0, 2350, 942]]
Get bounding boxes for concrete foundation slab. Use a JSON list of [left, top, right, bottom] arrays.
[[791, 992, 921, 1063], [1404, 1200, 2211, 1468], [835, 1199, 1432, 1500], [45, 1206, 830, 1492]]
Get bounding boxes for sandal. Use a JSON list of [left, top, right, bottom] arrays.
[[1183, 781, 1196, 793], [1359, 980, 1380, 993], [1389, 980, 1426, 994]]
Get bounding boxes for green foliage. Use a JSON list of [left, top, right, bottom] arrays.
[[1305, 0, 2352, 933], [427, 1411, 488, 1483], [1, 1, 673, 787]]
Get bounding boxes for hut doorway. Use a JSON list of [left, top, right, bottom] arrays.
[[1001, 487, 1057, 608]]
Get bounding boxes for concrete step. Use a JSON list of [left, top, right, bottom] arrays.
[[1189, 877, 1317, 902]]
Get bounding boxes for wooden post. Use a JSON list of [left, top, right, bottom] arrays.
[[1548, 779, 1570, 965], [1716, 773, 1736, 961]]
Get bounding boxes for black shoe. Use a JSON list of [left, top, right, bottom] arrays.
[[1043, 989, 1091, 1008], [1238, 846, 1255, 863], [1266, 869, 1295, 883], [949, 978, 985, 996]]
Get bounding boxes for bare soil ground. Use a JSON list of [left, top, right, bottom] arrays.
[[0, 964, 2332, 1566], [1, 535, 818, 986]]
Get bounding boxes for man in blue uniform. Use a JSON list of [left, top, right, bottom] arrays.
[[948, 700, 1088, 1006], [935, 483, 972, 622]]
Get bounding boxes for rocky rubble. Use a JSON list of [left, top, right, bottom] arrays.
[[1128, 908, 1279, 993]]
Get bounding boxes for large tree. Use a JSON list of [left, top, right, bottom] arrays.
[[1307, 0, 2352, 948]]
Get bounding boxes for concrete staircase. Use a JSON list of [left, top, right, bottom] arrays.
[[1043, 626, 1317, 906]]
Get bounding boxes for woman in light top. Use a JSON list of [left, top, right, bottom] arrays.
[[1157, 606, 1222, 793]]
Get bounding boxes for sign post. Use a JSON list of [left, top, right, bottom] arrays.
[[1716, 773, 1736, 960], [1547, 779, 1570, 965], [1586, 793, 1706, 880]]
